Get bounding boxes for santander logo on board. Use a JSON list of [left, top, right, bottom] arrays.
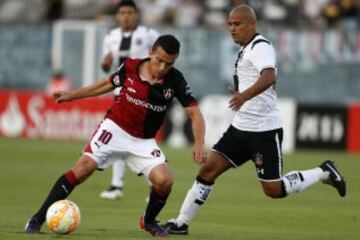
[[0, 95, 26, 137], [0, 92, 107, 140]]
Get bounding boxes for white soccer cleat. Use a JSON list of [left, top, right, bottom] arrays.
[[99, 187, 123, 200]]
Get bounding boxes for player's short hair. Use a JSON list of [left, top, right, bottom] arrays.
[[152, 35, 180, 55], [117, 0, 138, 11]]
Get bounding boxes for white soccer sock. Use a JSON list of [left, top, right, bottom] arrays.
[[111, 160, 126, 188], [282, 167, 329, 195], [176, 180, 213, 226]]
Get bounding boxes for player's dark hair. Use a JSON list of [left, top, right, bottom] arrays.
[[117, 0, 138, 11], [152, 35, 180, 55]]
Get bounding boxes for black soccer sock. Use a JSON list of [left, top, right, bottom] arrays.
[[196, 175, 214, 186], [280, 180, 287, 198], [144, 187, 168, 224], [33, 170, 79, 224]]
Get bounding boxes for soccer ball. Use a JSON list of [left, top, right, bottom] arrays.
[[46, 200, 81, 234]]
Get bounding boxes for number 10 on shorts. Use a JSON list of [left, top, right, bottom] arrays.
[[98, 130, 112, 144]]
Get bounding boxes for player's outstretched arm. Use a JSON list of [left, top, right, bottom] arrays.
[[53, 78, 114, 103], [185, 106, 207, 164]]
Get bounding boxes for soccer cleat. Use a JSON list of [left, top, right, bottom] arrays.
[[24, 216, 42, 233], [161, 219, 189, 235], [139, 216, 169, 237], [319, 160, 346, 197], [99, 186, 123, 200]]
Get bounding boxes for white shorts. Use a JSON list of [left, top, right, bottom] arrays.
[[83, 118, 166, 177]]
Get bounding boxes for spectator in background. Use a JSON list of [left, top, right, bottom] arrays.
[[172, 0, 204, 28], [137, 0, 177, 26], [322, 0, 342, 27], [282, 0, 301, 26], [338, 0, 359, 30], [203, 0, 229, 27], [100, 0, 160, 200], [46, 70, 71, 95], [262, 0, 287, 25], [45, 0, 64, 21], [301, 0, 328, 28]]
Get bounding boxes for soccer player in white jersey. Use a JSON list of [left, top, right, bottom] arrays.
[[100, 0, 159, 200], [161, 4, 347, 235]]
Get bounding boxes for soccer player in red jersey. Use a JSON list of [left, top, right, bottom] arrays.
[[100, 0, 160, 200], [25, 34, 206, 237]]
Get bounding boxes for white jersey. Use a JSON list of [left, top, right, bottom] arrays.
[[102, 25, 159, 69], [232, 33, 283, 132]]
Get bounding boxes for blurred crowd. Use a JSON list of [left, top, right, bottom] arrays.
[[0, 0, 359, 29]]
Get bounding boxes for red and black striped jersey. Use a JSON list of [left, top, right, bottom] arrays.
[[106, 58, 197, 139]]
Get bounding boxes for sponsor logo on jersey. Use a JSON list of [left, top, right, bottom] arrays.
[[151, 149, 161, 157], [125, 93, 167, 112], [163, 88, 174, 100], [127, 87, 136, 93]]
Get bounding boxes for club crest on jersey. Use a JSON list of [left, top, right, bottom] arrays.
[[135, 38, 143, 46], [254, 152, 263, 166], [113, 75, 121, 86], [151, 149, 161, 157], [163, 88, 174, 100]]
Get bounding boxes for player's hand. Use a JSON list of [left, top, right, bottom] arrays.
[[228, 87, 246, 111], [53, 91, 72, 103], [192, 143, 207, 164]]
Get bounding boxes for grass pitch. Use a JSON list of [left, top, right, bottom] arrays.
[[0, 137, 359, 240]]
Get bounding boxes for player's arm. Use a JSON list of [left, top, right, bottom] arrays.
[[53, 78, 114, 103], [185, 106, 207, 164], [229, 68, 276, 111], [101, 53, 113, 73], [101, 34, 113, 72]]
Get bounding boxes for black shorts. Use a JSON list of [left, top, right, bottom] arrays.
[[212, 125, 283, 181]]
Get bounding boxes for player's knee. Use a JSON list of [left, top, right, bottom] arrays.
[[263, 190, 282, 198], [152, 173, 173, 191], [262, 184, 284, 199], [198, 152, 230, 182]]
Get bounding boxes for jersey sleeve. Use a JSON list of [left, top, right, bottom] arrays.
[[148, 28, 160, 47], [174, 73, 198, 107], [108, 62, 126, 88], [250, 42, 277, 73]]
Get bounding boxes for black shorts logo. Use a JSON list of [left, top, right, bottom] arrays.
[[254, 152, 263, 166]]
